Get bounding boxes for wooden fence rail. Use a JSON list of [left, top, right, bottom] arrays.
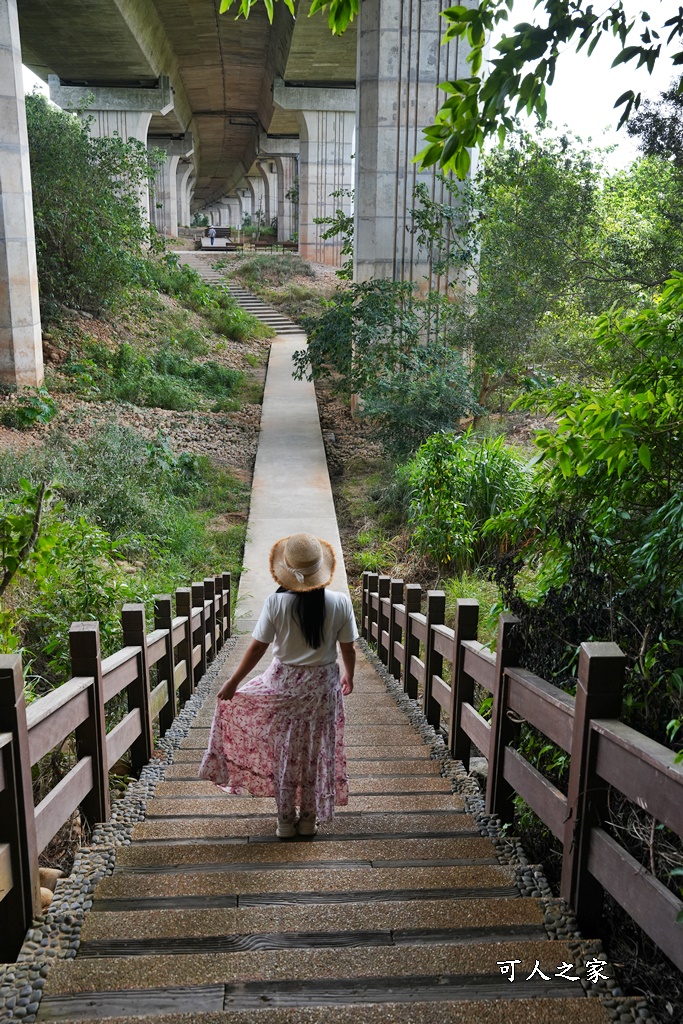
[[361, 571, 683, 972], [0, 572, 231, 963]]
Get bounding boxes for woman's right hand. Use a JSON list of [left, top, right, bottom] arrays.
[[341, 674, 354, 695]]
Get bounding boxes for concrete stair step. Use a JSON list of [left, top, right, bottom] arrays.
[[94, 863, 515, 903], [112, 836, 498, 872], [39, 941, 602, 1007], [80, 895, 543, 943], [131, 809, 481, 844], [143, 794, 465, 818], [155, 775, 453, 794], [36, 998, 612, 1024]]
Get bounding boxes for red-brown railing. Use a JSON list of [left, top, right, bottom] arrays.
[[0, 572, 231, 962], [361, 571, 683, 972]]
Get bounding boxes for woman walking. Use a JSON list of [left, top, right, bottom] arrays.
[[199, 533, 358, 837]]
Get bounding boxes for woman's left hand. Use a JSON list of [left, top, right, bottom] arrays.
[[217, 678, 237, 701]]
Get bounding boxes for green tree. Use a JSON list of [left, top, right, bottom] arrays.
[[26, 93, 159, 312]]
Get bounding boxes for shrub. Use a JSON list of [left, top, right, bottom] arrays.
[[407, 430, 531, 571], [233, 254, 315, 289], [0, 388, 58, 430], [26, 93, 156, 312]]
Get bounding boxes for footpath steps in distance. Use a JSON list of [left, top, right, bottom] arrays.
[[176, 252, 303, 335], [36, 639, 613, 1024]]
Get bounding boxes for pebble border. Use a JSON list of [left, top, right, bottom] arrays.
[[357, 637, 657, 1024], [0, 637, 237, 1024]]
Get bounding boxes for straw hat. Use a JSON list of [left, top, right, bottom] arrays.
[[269, 533, 336, 593]]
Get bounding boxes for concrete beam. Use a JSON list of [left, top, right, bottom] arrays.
[[258, 132, 299, 157], [0, 0, 43, 387], [47, 75, 173, 116]]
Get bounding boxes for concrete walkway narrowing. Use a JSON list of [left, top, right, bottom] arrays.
[[235, 332, 348, 630]]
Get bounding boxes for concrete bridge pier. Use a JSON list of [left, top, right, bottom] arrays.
[[274, 83, 354, 265], [354, 0, 472, 292], [0, 0, 43, 387], [149, 134, 193, 237], [176, 162, 194, 230], [256, 159, 277, 226], [258, 136, 299, 243], [246, 174, 267, 228]]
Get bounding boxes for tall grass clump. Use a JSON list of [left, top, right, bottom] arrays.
[[407, 430, 530, 571]]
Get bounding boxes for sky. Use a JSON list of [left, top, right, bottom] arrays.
[[22, 0, 679, 170], [490, 0, 679, 167]]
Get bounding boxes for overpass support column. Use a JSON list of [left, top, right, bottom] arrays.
[[247, 176, 267, 229], [274, 156, 299, 243], [256, 160, 277, 225], [176, 162, 194, 230], [354, 0, 471, 291], [0, 0, 43, 386], [149, 135, 194, 237], [48, 77, 173, 223], [224, 198, 241, 229], [274, 83, 355, 266]]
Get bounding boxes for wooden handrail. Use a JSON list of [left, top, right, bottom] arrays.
[[360, 572, 683, 973], [0, 570, 232, 962]]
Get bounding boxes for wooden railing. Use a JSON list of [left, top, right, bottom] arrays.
[[361, 571, 683, 972], [0, 572, 231, 962]]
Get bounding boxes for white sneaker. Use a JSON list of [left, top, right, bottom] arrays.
[[297, 814, 318, 836], [276, 816, 297, 839]]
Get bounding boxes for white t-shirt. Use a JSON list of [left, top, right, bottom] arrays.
[[252, 590, 359, 666]]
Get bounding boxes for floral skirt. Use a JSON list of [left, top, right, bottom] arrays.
[[198, 657, 348, 822]]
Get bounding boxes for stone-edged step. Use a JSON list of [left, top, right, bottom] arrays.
[[40, 938, 596, 995], [142, 794, 465, 818], [80, 895, 545, 943], [93, 863, 516, 903], [158, 774, 452, 793], [112, 836, 498, 871], [35, 998, 613, 1024], [131, 811, 478, 843]]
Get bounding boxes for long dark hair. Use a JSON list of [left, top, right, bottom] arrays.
[[277, 586, 326, 649]]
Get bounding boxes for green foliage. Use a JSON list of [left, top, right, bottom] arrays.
[[486, 274, 683, 748], [313, 188, 354, 280], [417, 3, 683, 176], [26, 93, 157, 312], [406, 430, 530, 571], [0, 425, 247, 688], [61, 339, 243, 412], [0, 388, 58, 430], [294, 280, 477, 453]]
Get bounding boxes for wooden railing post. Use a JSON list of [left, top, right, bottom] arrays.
[[361, 572, 370, 639], [192, 582, 208, 680], [387, 579, 404, 680], [204, 577, 217, 663], [0, 654, 40, 961], [214, 575, 224, 651], [153, 596, 177, 733], [70, 622, 110, 826], [120, 606, 154, 770], [366, 573, 379, 647], [561, 641, 625, 934], [402, 584, 422, 699], [222, 572, 232, 640], [423, 591, 446, 730], [485, 614, 520, 824], [376, 576, 391, 664], [448, 599, 479, 765], [175, 587, 194, 699]]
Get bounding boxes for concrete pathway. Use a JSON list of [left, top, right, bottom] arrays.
[[235, 331, 348, 630]]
